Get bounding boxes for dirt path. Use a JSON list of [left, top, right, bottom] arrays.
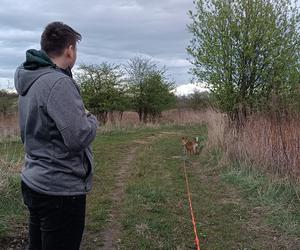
[[98, 136, 156, 250], [98, 132, 180, 249], [99, 146, 138, 250]]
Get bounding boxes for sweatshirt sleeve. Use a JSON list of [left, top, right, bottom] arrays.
[[47, 77, 98, 152]]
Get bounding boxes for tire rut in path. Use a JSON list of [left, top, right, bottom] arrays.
[[99, 139, 151, 250], [93, 132, 179, 249]]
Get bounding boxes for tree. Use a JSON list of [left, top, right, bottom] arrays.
[[187, 0, 300, 122], [76, 63, 128, 124], [125, 56, 176, 122], [189, 90, 212, 110], [140, 72, 176, 122]]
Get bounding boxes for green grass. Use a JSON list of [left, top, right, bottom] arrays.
[[0, 139, 24, 164], [114, 126, 299, 249], [0, 176, 25, 236], [223, 162, 300, 237], [0, 140, 26, 238], [119, 134, 196, 249], [82, 124, 204, 248], [0, 124, 299, 249], [116, 125, 255, 249]]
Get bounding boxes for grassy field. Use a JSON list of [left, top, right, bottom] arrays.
[[0, 124, 299, 249], [0, 139, 27, 248]]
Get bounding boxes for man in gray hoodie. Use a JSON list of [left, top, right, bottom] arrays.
[[14, 22, 98, 250]]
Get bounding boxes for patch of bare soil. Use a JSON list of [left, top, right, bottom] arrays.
[[0, 228, 28, 250]]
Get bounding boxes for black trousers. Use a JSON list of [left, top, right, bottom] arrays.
[[21, 180, 86, 250]]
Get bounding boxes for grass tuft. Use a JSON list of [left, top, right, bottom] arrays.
[[223, 162, 300, 237]]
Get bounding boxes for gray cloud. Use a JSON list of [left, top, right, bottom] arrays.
[[0, 0, 194, 88]]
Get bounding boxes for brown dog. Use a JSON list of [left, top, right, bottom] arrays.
[[181, 136, 198, 155]]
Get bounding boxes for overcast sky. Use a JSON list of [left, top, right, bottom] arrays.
[[0, 0, 195, 89]]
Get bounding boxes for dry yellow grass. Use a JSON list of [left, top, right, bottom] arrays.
[[97, 109, 208, 132], [0, 109, 208, 137], [0, 114, 19, 140], [205, 109, 300, 182], [2, 108, 300, 182]]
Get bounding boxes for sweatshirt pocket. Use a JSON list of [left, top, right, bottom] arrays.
[[51, 145, 87, 179], [53, 143, 70, 158], [82, 152, 90, 179]]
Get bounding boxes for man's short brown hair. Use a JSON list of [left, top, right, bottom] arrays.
[[41, 22, 82, 57]]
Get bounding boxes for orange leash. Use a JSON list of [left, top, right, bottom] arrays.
[[183, 159, 201, 250]]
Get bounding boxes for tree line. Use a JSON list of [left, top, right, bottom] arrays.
[[76, 56, 177, 124], [0, 54, 208, 121]]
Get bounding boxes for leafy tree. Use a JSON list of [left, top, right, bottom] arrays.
[[187, 0, 300, 121], [140, 72, 176, 122], [125, 56, 176, 122], [189, 90, 212, 110], [76, 63, 128, 124]]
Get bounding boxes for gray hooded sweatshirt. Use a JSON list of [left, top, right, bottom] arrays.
[[14, 49, 98, 196]]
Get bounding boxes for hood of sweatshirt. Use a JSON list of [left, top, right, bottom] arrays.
[[14, 49, 73, 96]]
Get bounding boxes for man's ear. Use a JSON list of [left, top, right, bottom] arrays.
[[65, 45, 73, 58]]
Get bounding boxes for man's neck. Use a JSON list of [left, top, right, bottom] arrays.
[[50, 57, 68, 70]]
